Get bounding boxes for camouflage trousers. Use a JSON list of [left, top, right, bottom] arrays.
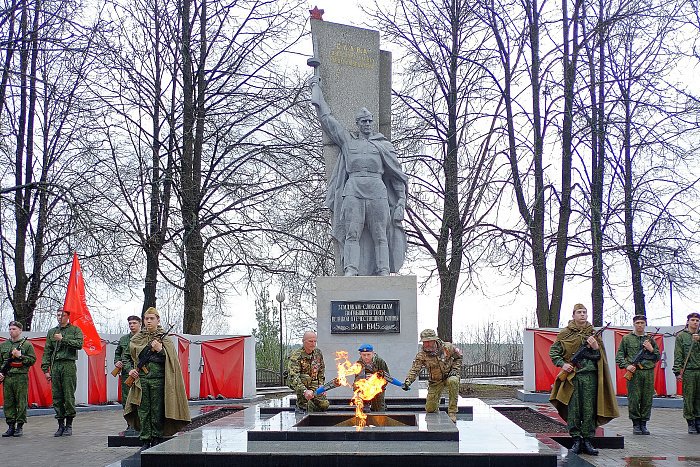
[[568, 370, 597, 438], [51, 360, 77, 419], [119, 373, 131, 408], [138, 365, 165, 442], [627, 369, 654, 421], [425, 375, 459, 417], [294, 388, 329, 412], [2, 373, 29, 424], [682, 369, 700, 420], [362, 391, 386, 412]]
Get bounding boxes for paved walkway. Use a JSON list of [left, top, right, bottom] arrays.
[[2, 396, 699, 467]]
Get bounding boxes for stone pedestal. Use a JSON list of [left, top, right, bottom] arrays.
[[316, 275, 419, 398]]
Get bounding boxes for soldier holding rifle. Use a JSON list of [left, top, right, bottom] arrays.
[[113, 315, 141, 433], [550, 304, 618, 456], [673, 311, 700, 434], [41, 307, 83, 437], [0, 321, 36, 437], [123, 307, 190, 448], [615, 315, 660, 435]]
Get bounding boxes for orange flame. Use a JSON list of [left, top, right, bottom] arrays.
[[335, 351, 362, 386], [333, 351, 387, 430], [351, 372, 387, 430]]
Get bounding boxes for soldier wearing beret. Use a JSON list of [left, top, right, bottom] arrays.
[[673, 312, 700, 434], [615, 314, 660, 435], [354, 344, 390, 411], [403, 329, 462, 423], [0, 321, 36, 437]]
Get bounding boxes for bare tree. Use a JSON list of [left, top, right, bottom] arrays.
[[368, 0, 506, 341]]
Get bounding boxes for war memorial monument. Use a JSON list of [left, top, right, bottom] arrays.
[[118, 10, 564, 467]]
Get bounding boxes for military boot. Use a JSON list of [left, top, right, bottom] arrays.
[[13, 423, 23, 437], [569, 437, 582, 454], [54, 419, 65, 437], [687, 419, 697, 434], [632, 420, 642, 435], [582, 438, 599, 456], [640, 421, 650, 435], [695, 418, 700, 434], [2, 423, 15, 437], [63, 417, 73, 436]]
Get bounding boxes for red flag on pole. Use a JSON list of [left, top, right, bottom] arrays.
[[63, 252, 102, 356]]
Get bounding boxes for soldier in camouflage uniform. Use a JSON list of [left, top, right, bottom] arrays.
[[287, 331, 329, 412], [673, 312, 700, 434], [0, 321, 36, 437], [402, 329, 462, 423], [354, 344, 390, 411], [114, 315, 141, 433], [41, 308, 84, 437], [615, 315, 660, 435]]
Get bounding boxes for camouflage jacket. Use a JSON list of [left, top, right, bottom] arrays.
[[0, 338, 36, 375], [353, 354, 389, 382], [41, 323, 84, 372], [405, 341, 462, 384], [287, 347, 325, 392], [615, 332, 660, 371], [673, 329, 700, 375], [114, 333, 135, 374]]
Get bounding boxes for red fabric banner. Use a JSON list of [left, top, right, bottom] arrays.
[[27, 338, 53, 407], [87, 342, 107, 404], [63, 252, 102, 355], [177, 336, 191, 398], [612, 329, 666, 396], [533, 330, 559, 391], [199, 337, 244, 399]]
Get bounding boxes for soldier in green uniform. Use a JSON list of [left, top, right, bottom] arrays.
[[114, 315, 141, 433], [402, 329, 462, 423], [287, 331, 329, 413], [123, 307, 190, 448], [41, 307, 84, 437], [550, 304, 619, 456], [673, 312, 700, 434], [615, 315, 660, 435], [0, 321, 36, 437], [353, 344, 390, 411]]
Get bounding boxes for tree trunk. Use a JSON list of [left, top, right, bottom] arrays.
[[550, 0, 580, 327], [436, 3, 463, 342], [180, 0, 206, 333], [12, 1, 30, 328]]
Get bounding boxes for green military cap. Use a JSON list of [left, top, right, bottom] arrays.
[[632, 315, 647, 323]]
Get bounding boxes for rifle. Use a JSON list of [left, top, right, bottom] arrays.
[[623, 327, 661, 381], [124, 323, 175, 387], [0, 337, 28, 384], [557, 322, 610, 382], [111, 337, 132, 377]]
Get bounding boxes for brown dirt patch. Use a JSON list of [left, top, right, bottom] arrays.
[[496, 407, 568, 433], [459, 383, 518, 400]]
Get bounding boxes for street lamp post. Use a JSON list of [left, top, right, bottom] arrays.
[[670, 275, 674, 327], [275, 290, 286, 385]]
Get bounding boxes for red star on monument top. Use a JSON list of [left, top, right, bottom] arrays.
[[310, 6, 324, 20]]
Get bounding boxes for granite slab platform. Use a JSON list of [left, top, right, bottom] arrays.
[[136, 396, 558, 467]]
